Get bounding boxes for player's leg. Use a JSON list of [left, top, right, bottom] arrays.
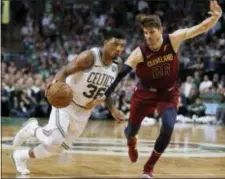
[[11, 132, 66, 175], [142, 107, 177, 178], [125, 121, 143, 163], [124, 92, 151, 163], [13, 118, 39, 147], [125, 107, 148, 139], [11, 107, 71, 175]]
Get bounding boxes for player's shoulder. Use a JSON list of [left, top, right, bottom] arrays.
[[79, 49, 95, 60], [89, 46, 102, 60], [137, 43, 147, 56], [165, 33, 176, 45], [74, 49, 95, 69], [131, 46, 145, 60], [89, 46, 100, 53]]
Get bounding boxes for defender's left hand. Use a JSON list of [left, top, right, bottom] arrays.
[[208, 0, 222, 18], [86, 96, 106, 109], [111, 109, 126, 123]]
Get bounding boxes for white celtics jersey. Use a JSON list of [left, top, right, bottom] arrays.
[[66, 47, 119, 108]]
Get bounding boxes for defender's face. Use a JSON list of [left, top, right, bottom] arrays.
[[143, 27, 162, 49], [104, 38, 126, 57]]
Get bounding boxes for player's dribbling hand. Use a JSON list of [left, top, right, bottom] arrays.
[[111, 108, 126, 123], [208, 0, 222, 18], [45, 79, 57, 97]]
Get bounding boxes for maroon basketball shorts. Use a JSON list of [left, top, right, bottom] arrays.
[[129, 87, 179, 125]]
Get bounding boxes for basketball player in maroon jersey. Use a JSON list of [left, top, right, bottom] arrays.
[[105, 0, 222, 178]]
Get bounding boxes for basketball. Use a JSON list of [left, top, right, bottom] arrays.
[[46, 82, 73, 108]]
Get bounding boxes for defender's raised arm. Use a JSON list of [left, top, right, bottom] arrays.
[[105, 47, 143, 97], [170, 0, 222, 52]]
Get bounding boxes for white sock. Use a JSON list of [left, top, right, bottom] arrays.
[[33, 144, 52, 159]]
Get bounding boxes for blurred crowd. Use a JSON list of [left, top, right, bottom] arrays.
[[1, 0, 225, 124], [2, 61, 52, 117]]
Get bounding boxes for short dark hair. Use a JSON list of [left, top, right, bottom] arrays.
[[102, 29, 125, 41], [140, 15, 162, 29]]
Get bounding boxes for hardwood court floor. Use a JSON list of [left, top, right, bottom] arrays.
[[2, 119, 225, 178]]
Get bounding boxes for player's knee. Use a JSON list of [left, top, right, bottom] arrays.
[[125, 123, 140, 138], [162, 123, 174, 134], [46, 130, 65, 146], [49, 137, 64, 146], [125, 127, 135, 138], [161, 107, 177, 133], [161, 123, 174, 136], [45, 144, 64, 154]]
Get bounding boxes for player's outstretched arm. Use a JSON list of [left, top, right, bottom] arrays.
[[104, 47, 143, 122], [105, 47, 143, 97], [170, 0, 222, 52], [105, 96, 126, 123], [54, 50, 94, 82]]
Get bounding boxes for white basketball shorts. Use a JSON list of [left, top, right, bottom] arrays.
[[43, 102, 92, 148]]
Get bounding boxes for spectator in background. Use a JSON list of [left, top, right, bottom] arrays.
[[193, 71, 201, 89], [216, 95, 225, 124], [207, 57, 218, 72], [2, 61, 50, 118], [180, 76, 196, 101], [187, 87, 198, 105], [179, 51, 191, 69], [200, 85, 222, 116], [137, 0, 149, 13], [189, 57, 204, 72], [218, 75, 225, 94], [199, 75, 213, 92], [1, 82, 10, 116], [219, 33, 225, 47], [187, 98, 206, 117], [212, 73, 220, 87], [91, 103, 110, 119]]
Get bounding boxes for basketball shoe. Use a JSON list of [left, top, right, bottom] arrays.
[[140, 168, 153, 178], [11, 150, 30, 175], [127, 136, 138, 162], [13, 118, 38, 147]]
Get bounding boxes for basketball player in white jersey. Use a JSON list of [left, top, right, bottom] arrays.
[[12, 29, 126, 175]]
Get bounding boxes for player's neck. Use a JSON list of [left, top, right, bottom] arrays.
[[148, 36, 163, 51], [101, 48, 113, 66]]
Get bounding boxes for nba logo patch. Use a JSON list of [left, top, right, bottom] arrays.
[[112, 65, 116, 72], [163, 45, 168, 52]]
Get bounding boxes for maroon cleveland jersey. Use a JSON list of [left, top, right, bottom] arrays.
[[136, 34, 179, 90]]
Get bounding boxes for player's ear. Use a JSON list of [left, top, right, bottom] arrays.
[[160, 27, 163, 34]]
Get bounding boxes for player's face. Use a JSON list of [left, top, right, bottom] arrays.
[[143, 27, 163, 49], [104, 38, 126, 57]]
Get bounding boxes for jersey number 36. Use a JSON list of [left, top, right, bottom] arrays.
[[83, 84, 106, 99]]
